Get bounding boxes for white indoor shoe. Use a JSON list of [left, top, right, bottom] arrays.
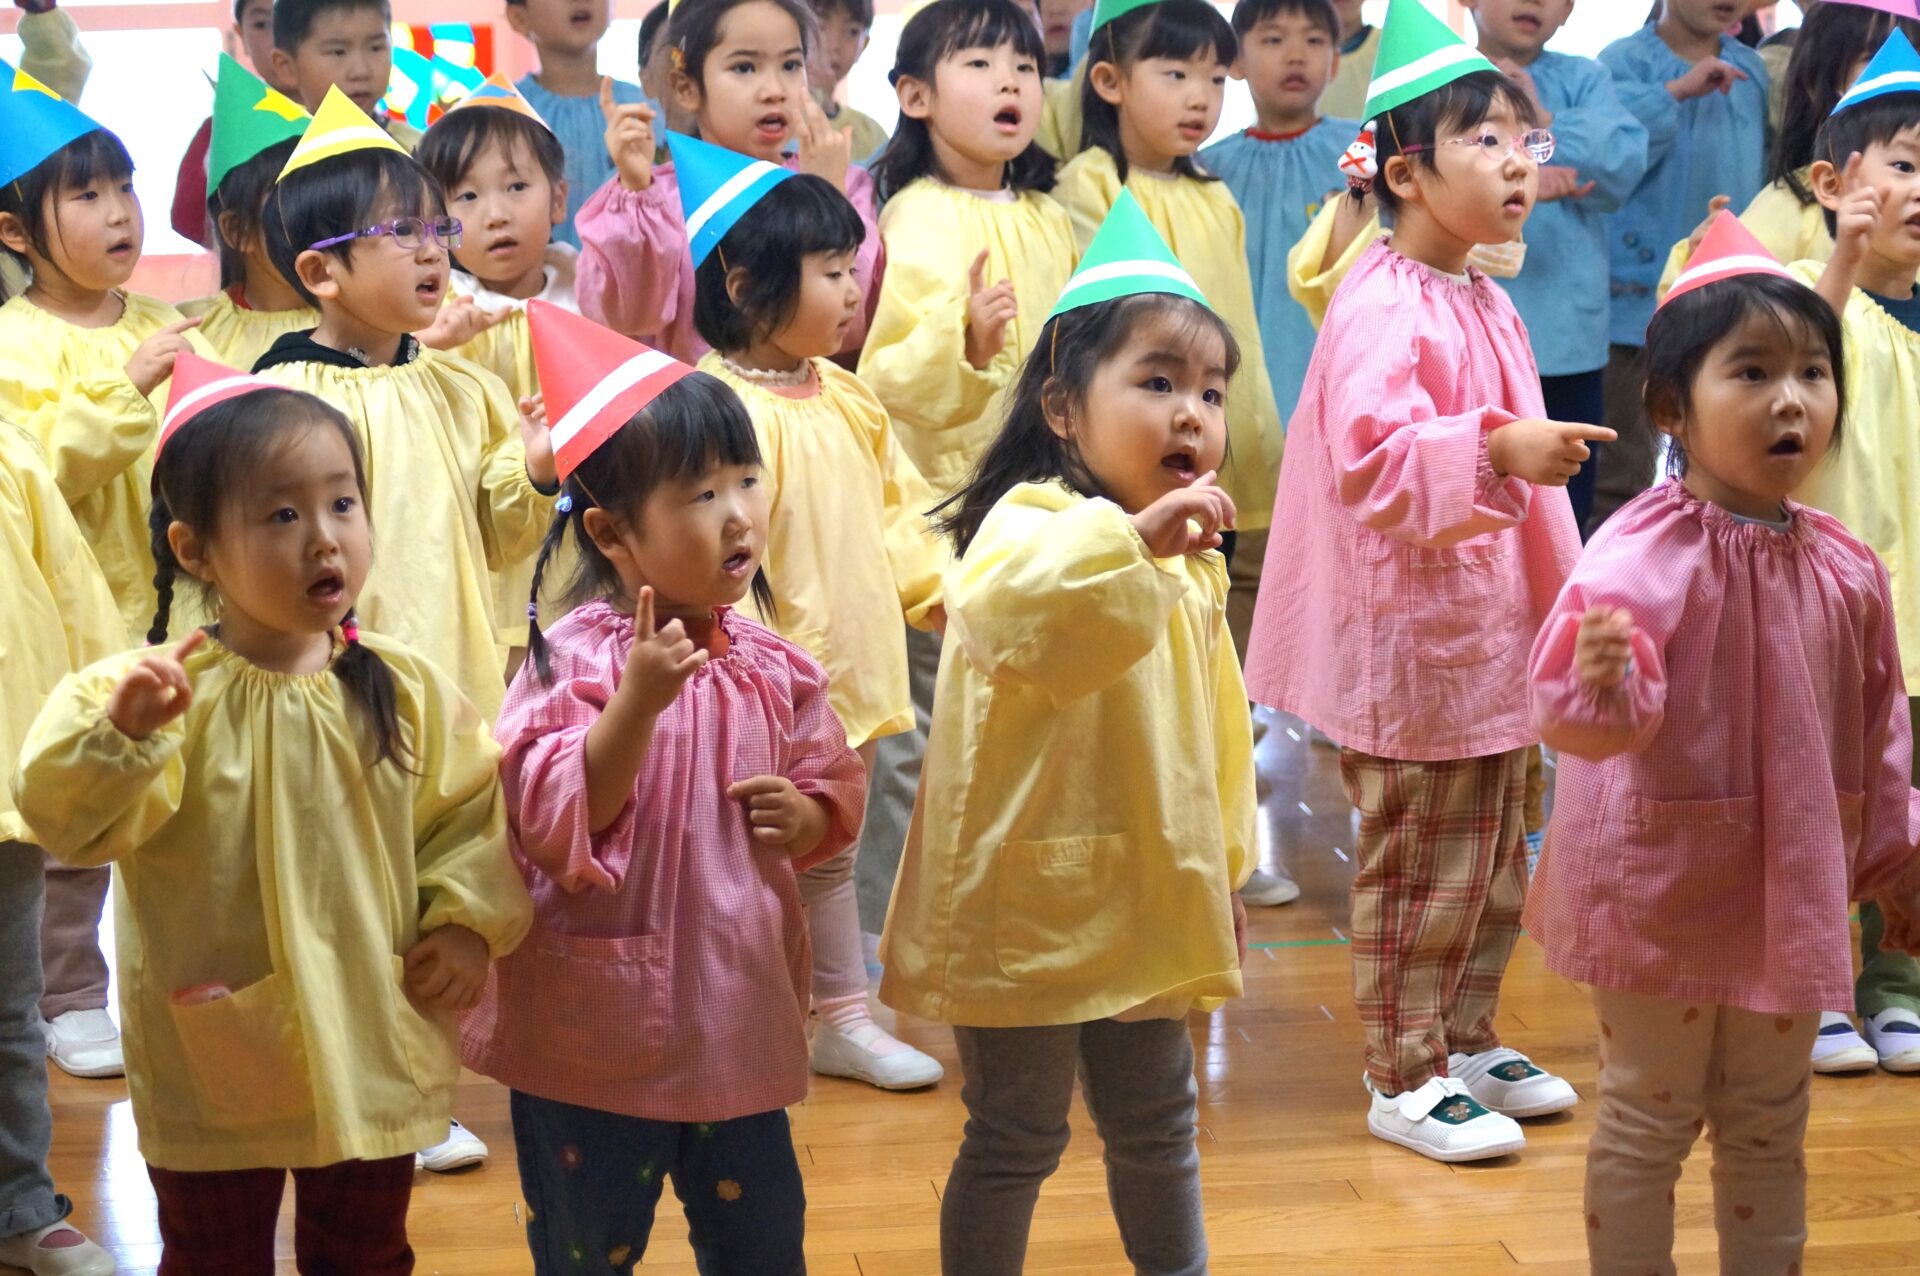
[[811, 1019, 943, 1090], [1865, 1008, 1920, 1073], [1240, 868, 1301, 907], [1366, 1075, 1525, 1163], [416, 1117, 489, 1173], [1449, 1047, 1578, 1118], [1811, 1011, 1878, 1074], [42, 1010, 123, 1079], [0, 1222, 116, 1276]]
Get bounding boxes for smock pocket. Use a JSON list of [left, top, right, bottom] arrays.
[[1621, 795, 1761, 937], [507, 932, 671, 1081], [1406, 540, 1517, 669], [391, 956, 463, 1098], [169, 973, 311, 1128], [994, 835, 1130, 984]]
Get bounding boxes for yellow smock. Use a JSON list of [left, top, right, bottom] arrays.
[[1054, 149, 1286, 530], [0, 293, 217, 644], [1321, 24, 1382, 122], [1655, 175, 1834, 303], [12, 633, 533, 1172], [1288, 199, 1376, 329], [0, 422, 121, 843], [1035, 71, 1083, 161], [878, 481, 1256, 1026], [178, 290, 319, 371], [700, 354, 946, 748], [1790, 263, 1920, 687], [253, 352, 554, 723], [856, 178, 1078, 498], [448, 307, 546, 645]]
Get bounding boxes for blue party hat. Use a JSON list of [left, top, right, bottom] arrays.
[[0, 60, 104, 186], [665, 131, 792, 267], [1833, 29, 1920, 115]]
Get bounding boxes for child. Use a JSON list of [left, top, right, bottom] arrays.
[[1039, 0, 1089, 77], [503, 0, 650, 247], [1244, 0, 1602, 1162], [880, 193, 1255, 1276], [0, 425, 119, 1276], [1056, 0, 1285, 656], [576, 0, 884, 363], [462, 302, 866, 1275], [806, 0, 889, 163], [678, 134, 947, 1089], [1589, 0, 1769, 532], [1527, 217, 1920, 1276], [179, 55, 320, 370], [1320, 0, 1378, 120], [1790, 29, 1920, 1077], [269, 0, 422, 149], [12, 354, 532, 1271], [172, 0, 297, 247], [638, 0, 696, 139]]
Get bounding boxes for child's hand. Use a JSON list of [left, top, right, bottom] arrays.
[[1490, 58, 1550, 127], [1685, 194, 1734, 255], [415, 295, 507, 351], [601, 76, 658, 192], [795, 95, 852, 192], [1487, 418, 1615, 486], [1536, 166, 1596, 203], [125, 317, 204, 399], [1130, 471, 1237, 557], [518, 393, 558, 491], [1667, 57, 1747, 102], [620, 586, 709, 717], [107, 630, 206, 740], [1830, 153, 1890, 261], [1574, 606, 1635, 689], [402, 924, 490, 1013], [964, 249, 1018, 370], [1232, 891, 1248, 969], [726, 775, 831, 856]]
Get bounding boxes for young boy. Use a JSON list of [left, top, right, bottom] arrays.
[[174, 0, 296, 247], [1589, 0, 1768, 532], [504, 0, 649, 247], [1319, 0, 1378, 120], [805, 0, 888, 164], [1792, 29, 1920, 1079], [269, 0, 422, 150], [1038, 0, 1092, 77]]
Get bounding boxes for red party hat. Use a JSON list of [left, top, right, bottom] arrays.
[[159, 351, 280, 456], [529, 301, 698, 481], [1660, 211, 1801, 311]]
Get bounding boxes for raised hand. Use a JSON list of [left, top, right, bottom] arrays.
[[1574, 606, 1635, 689], [601, 76, 658, 192], [107, 630, 206, 740], [1818, 153, 1889, 312], [619, 586, 709, 717], [1131, 471, 1237, 558], [725, 774, 830, 856], [794, 94, 852, 192], [518, 392, 557, 491], [125, 317, 203, 398], [402, 924, 490, 1013], [1685, 194, 1734, 255], [963, 249, 1018, 370], [1667, 57, 1747, 102], [414, 294, 507, 351], [1488, 418, 1616, 486], [1537, 166, 1596, 203]]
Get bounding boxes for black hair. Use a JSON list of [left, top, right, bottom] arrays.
[[692, 174, 864, 353], [209, 138, 299, 291], [272, 0, 392, 53], [1358, 68, 1537, 218], [869, 0, 1057, 201], [416, 107, 567, 279], [808, 0, 873, 29], [528, 373, 776, 680], [1230, 0, 1337, 42], [1643, 273, 1846, 479], [0, 129, 135, 299], [1813, 93, 1920, 237], [934, 292, 1240, 555], [669, 0, 818, 96], [261, 147, 446, 307], [639, 0, 672, 65], [234, 0, 265, 23], [147, 387, 413, 768], [1081, 0, 1237, 183], [1770, 6, 1920, 204]]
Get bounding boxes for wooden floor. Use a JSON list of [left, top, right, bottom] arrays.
[[30, 718, 1920, 1275]]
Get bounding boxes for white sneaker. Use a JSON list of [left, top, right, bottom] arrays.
[[1240, 868, 1301, 907], [1811, 1011, 1877, 1073], [0, 1222, 116, 1276], [416, 1117, 488, 1173], [1865, 1008, 1920, 1073], [42, 1010, 123, 1079], [811, 1019, 943, 1090], [1365, 1075, 1525, 1163], [1449, 1047, 1578, 1118]]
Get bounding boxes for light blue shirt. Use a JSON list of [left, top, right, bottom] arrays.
[[1069, 6, 1092, 78], [1599, 25, 1768, 345], [1201, 118, 1356, 424], [516, 74, 652, 249]]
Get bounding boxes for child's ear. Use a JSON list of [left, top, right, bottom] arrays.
[[1382, 153, 1421, 206], [723, 263, 753, 306], [581, 507, 635, 570], [0, 211, 31, 258], [502, 2, 533, 40], [1228, 56, 1245, 83], [1089, 61, 1126, 107], [293, 248, 344, 302], [896, 73, 934, 121], [215, 209, 249, 256], [549, 177, 570, 227], [268, 47, 301, 101], [167, 521, 214, 585], [1808, 158, 1842, 212], [671, 64, 703, 116], [1040, 377, 1074, 442]]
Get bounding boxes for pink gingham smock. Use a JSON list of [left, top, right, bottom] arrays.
[[574, 162, 884, 364], [1526, 481, 1920, 1013], [1243, 237, 1581, 761], [459, 600, 868, 1122]]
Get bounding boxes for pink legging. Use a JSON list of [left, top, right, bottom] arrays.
[[796, 740, 876, 1006]]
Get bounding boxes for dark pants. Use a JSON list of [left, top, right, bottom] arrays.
[[1541, 368, 1607, 536], [146, 1155, 415, 1275], [1588, 344, 1660, 535], [511, 1092, 806, 1276], [0, 843, 67, 1241]]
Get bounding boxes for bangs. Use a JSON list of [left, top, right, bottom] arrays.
[[920, 0, 1046, 66], [41, 128, 134, 191], [638, 372, 765, 483], [1420, 70, 1539, 138], [418, 107, 566, 194], [1111, 0, 1237, 68]]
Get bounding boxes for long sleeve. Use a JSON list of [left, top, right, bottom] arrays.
[[1054, 151, 1119, 254], [496, 659, 629, 894], [1849, 556, 1920, 903], [873, 414, 946, 629], [463, 354, 555, 570], [1599, 40, 1680, 165], [1212, 631, 1257, 892], [779, 649, 868, 873], [856, 236, 1004, 440], [1288, 205, 1378, 330], [574, 176, 688, 339], [1545, 61, 1649, 215], [1, 360, 158, 506]]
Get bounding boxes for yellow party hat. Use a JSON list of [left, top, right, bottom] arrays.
[[278, 85, 408, 181]]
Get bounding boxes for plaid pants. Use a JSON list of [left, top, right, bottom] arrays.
[[1340, 746, 1530, 1095], [146, 1155, 415, 1275]]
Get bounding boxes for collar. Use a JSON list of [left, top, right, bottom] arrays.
[[1246, 121, 1320, 142]]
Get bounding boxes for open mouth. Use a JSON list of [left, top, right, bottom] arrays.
[[1161, 448, 1198, 482], [568, 7, 593, 24], [416, 276, 443, 301], [1503, 190, 1529, 214], [105, 240, 134, 257], [722, 548, 753, 576], [1769, 435, 1805, 457], [307, 569, 345, 607], [1177, 120, 1207, 141], [994, 105, 1023, 132], [755, 112, 788, 140], [486, 236, 520, 257]]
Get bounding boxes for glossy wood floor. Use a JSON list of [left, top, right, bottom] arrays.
[[30, 719, 1920, 1275]]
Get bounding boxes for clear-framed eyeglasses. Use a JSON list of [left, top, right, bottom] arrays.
[[1400, 128, 1556, 166], [309, 216, 464, 253]]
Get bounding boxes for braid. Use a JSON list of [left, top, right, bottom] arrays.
[[526, 490, 574, 685], [146, 499, 179, 646], [331, 607, 415, 770]]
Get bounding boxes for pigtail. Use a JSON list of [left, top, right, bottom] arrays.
[[526, 493, 574, 686], [331, 608, 414, 770], [146, 500, 180, 645]]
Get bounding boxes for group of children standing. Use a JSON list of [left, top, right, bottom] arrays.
[[3, 0, 1920, 1274]]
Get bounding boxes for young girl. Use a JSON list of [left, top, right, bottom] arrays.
[[1054, 0, 1283, 650], [1244, 5, 1604, 1162], [1527, 224, 1920, 1276], [682, 146, 946, 1089], [462, 302, 866, 1275], [576, 0, 884, 362], [880, 195, 1255, 1276], [13, 354, 532, 1271]]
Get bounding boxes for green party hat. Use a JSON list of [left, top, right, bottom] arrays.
[[1046, 189, 1210, 321], [1088, 0, 1159, 37], [1362, 0, 1500, 121], [207, 54, 310, 194]]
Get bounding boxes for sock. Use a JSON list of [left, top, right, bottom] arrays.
[[817, 992, 911, 1056]]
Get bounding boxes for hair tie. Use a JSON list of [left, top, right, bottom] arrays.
[[527, 602, 540, 620], [1339, 121, 1379, 193], [555, 492, 573, 514], [341, 619, 360, 645], [670, 46, 687, 72]]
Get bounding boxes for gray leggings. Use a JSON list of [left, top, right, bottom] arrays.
[[1, 841, 67, 1240], [943, 1017, 1208, 1276]]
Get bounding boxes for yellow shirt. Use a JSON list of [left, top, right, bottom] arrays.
[[878, 482, 1256, 1026], [1054, 149, 1286, 530], [857, 179, 1078, 498], [0, 293, 218, 644], [0, 423, 121, 843], [1791, 262, 1920, 687], [254, 352, 554, 722], [12, 634, 533, 1172], [1288, 198, 1376, 330], [1035, 71, 1083, 161], [700, 354, 946, 747], [178, 290, 319, 371], [1656, 175, 1834, 303], [448, 306, 541, 644], [1321, 25, 1381, 122]]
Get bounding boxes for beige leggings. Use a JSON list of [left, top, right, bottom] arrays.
[[1585, 986, 1819, 1276]]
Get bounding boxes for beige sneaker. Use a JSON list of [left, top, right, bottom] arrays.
[[43, 1010, 123, 1079]]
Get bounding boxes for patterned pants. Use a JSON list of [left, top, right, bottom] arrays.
[[1585, 988, 1818, 1276], [1340, 746, 1530, 1095], [146, 1155, 415, 1275]]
